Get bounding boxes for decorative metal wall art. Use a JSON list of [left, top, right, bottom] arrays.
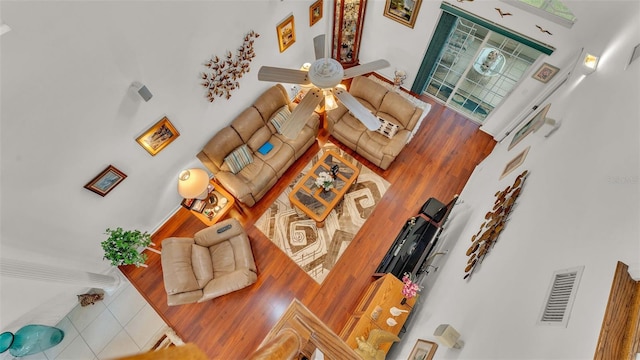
[[201, 30, 260, 102], [464, 170, 529, 280]]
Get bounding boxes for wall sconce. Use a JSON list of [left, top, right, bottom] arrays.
[[583, 53, 600, 74], [177, 168, 210, 199], [130, 81, 153, 102], [0, 23, 11, 36], [434, 324, 464, 349]]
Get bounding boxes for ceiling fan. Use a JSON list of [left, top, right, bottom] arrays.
[[258, 31, 390, 138]]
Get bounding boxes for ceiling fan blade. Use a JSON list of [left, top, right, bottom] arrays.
[[313, 34, 326, 60], [258, 66, 311, 86], [343, 59, 391, 79], [332, 88, 380, 130], [280, 88, 323, 139]]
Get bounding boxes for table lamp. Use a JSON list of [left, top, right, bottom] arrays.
[[177, 168, 209, 199]]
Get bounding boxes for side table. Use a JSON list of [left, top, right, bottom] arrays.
[[183, 180, 236, 226]]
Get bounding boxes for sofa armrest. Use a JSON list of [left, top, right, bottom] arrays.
[[161, 237, 201, 294], [380, 129, 411, 156], [215, 171, 254, 205], [200, 268, 258, 301], [167, 290, 204, 306], [228, 233, 257, 272], [196, 151, 218, 174], [326, 105, 348, 133], [304, 111, 321, 131]]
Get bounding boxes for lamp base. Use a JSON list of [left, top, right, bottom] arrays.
[[195, 188, 209, 200]]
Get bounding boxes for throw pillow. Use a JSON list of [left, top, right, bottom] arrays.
[[376, 117, 400, 139], [270, 105, 291, 134], [224, 144, 253, 174]]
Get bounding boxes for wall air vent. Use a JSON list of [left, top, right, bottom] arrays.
[[538, 266, 584, 327]]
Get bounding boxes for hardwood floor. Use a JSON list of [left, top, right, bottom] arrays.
[[120, 93, 495, 359]]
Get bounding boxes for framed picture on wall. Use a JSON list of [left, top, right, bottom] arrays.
[[500, 146, 530, 179], [532, 62, 560, 83], [276, 14, 296, 53], [407, 339, 438, 360], [508, 103, 551, 150], [383, 0, 423, 29], [136, 116, 180, 156], [84, 165, 127, 197], [310, 0, 323, 26]]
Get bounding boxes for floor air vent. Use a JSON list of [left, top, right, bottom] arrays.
[[538, 266, 584, 327]]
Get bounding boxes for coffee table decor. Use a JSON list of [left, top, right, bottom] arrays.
[[255, 143, 390, 283]]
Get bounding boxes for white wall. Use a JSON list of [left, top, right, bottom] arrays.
[[0, 0, 321, 330], [1, 2, 638, 356], [387, 2, 640, 358]]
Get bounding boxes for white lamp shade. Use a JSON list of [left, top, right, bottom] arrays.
[[177, 168, 209, 199]]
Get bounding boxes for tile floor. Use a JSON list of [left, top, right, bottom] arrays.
[[8, 277, 168, 360]]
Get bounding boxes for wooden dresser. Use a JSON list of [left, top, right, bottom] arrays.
[[339, 274, 417, 353]]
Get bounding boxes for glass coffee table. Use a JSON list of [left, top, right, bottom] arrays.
[[288, 150, 360, 228]]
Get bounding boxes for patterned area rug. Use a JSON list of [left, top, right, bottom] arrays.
[[255, 143, 390, 283]]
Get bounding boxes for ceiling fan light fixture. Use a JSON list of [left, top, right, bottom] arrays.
[[308, 58, 344, 89], [323, 90, 338, 110]]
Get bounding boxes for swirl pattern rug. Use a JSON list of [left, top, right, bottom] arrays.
[[255, 143, 390, 283]]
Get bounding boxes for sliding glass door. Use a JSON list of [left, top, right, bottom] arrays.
[[413, 3, 554, 124]]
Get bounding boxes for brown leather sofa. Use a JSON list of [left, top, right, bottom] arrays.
[[197, 84, 320, 207], [160, 218, 257, 306], [326, 76, 426, 170]]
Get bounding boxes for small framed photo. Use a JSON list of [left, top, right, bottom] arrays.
[[181, 198, 195, 209], [408, 339, 438, 360], [84, 165, 127, 197], [310, 0, 323, 26], [532, 62, 560, 83], [191, 199, 207, 213], [383, 0, 423, 29], [276, 14, 296, 53], [501, 146, 530, 180], [509, 103, 551, 150], [136, 116, 180, 156]]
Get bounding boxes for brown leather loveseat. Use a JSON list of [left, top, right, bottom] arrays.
[[196, 84, 320, 207], [160, 218, 257, 306], [326, 76, 429, 170]]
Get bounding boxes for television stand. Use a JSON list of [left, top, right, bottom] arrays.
[[374, 215, 441, 279]]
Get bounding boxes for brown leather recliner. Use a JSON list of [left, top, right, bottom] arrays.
[[160, 218, 257, 306]]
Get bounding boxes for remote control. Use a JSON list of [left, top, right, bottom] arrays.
[[217, 224, 232, 233]]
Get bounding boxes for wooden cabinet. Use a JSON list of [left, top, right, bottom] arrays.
[[332, 0, 367, 67], [339, 274, 416, 353]]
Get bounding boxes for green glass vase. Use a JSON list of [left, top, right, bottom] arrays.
[[0, 325, 64, 357]]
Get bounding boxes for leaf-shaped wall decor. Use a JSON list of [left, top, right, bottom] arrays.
[[201, 30, 260, 102]]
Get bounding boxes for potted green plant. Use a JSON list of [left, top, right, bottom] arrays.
[[101, 227, 152, 267]]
